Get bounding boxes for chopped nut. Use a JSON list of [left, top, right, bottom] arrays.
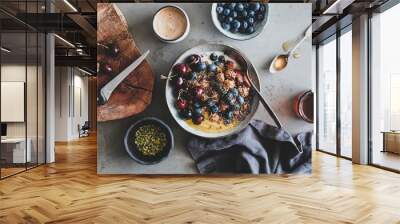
[[209, 113, 221, 122], [223, 79, 235, 90], [238, 86, 250, 97], [216, 72, 225, 83], [225, 69, 237, 80]]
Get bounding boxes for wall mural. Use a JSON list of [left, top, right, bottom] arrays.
[[97, 3, 314, 174]]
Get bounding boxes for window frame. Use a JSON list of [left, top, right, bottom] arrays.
[[367, 1, 400, 173], [315, 24, 353, 160]]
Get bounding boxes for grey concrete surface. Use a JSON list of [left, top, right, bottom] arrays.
[[98, 3, 312, 174]]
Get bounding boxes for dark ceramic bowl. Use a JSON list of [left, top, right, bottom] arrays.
[[124, 117, 174, 165]]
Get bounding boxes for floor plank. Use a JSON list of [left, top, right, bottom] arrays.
[[0, 135, 400, 224]]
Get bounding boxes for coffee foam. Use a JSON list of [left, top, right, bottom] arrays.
[[153, 6, 187, 41]]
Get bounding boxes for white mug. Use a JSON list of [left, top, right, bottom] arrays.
[[152, 5, 190, 44]]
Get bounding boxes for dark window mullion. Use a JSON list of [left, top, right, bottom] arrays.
[[336, 29, 342, 157], [36, 0, 39, 168], [24, 0, 28, 171], [367, 11, 373, 165], [316, 45, 320, 150]]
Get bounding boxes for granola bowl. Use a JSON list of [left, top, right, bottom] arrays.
[[165, 43, 260, 138]]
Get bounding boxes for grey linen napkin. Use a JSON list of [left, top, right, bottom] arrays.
[[187, 119, 313, 174]]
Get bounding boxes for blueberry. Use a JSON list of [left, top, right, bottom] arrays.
[[218, 14, 226, 22], [210, 105, 219, 113], [225, 16, 233, 23], [259, 5, 266, 13], [193, 107, 203, 116], [193, 101, 202, 109], [246, 26, 255, 34], [223, 8, 231, 16], [210, 53, 218, 61], [216, 6, 224, 14], [215, 61, 224, 67], [237, 96, 244, 105], [230, 28, 239, 34], [243, 3, 250, 9], [247, 17, 255, 25], [230, 104, 241, 111], [207, 63, 217, 73], [195, 62, 207, 72], [241, 21, 248, 30], [256, 13, 265, 21], [206, 99, 216, 107], [188, 71, 197, 80], [230, 11, 238, 18], [224, 92, 234, 102], [250, 3, 261, 11], [222, 22, 231, 30], [218, 55, 225, 62], [239, 10, 248, 18], [231, 19, 241, 29], [235, 3, 244, 11], [231, 88, 239, 97], [227, 98, 236, 106], [228, 3, 236, 10], [225, 111, 234, 119], [247, 10, 255, 18]]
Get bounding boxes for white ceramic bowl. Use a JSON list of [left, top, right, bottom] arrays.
[[152, 5, 190, 43], [165, 44, 260, 138], [211, 3, 269, 41]]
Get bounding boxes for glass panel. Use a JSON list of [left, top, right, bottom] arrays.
[[1, 31, 27, 177], [38, 33, 45, 165], [318, 37, 337, 154], [371, 3, 400, 171], [27, 31, 38, 169], [340, 29, 352, 158], [26, 0, 39, 169]]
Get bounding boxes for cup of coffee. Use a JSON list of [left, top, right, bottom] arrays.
[[152, 6, 190, 43]]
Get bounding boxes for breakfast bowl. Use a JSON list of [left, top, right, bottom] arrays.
[[211, 3, 269, 41], [124, 117, 174, 165], [165, 43, 260, 138]]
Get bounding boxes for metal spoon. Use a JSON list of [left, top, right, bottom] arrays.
[[235, 53, 282, 129], [269, 25, 312, 74], [244, 66, 282, 129]]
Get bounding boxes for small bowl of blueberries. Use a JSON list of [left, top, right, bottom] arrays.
[[211, 2, 268, 41]]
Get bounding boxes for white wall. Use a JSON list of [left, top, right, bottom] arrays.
[[1, 64, 40, 138], [1, 63, 46, 164], [54, 66, 89, 141]]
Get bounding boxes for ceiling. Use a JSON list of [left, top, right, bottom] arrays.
[[0, 0, 97, 74], [1, 0, 396, 74], [311, 0, 391, 43]]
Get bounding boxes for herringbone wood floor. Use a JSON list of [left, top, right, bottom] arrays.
[[1, 135, 400, 224]]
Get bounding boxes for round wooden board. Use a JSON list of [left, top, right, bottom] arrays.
[[97, 3, 154, 122]]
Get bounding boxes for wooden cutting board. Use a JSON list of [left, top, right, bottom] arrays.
[[97, 3, 154, 122]]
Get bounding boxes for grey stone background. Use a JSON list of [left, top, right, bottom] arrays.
[[98, 3, 312, 174]]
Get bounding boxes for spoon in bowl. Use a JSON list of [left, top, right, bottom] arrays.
[[269, 25, 312, 74], [232, 51, 283, 129]]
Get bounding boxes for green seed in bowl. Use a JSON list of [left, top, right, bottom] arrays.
[[134, 124, 167, 156]]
